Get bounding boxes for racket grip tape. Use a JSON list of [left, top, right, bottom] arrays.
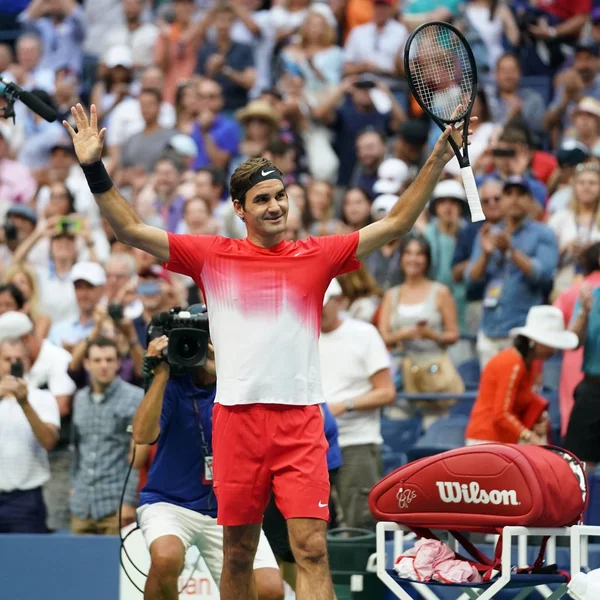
[[460, 166, 486, 223]]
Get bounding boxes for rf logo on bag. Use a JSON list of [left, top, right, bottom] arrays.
[[397, 487, 417, 509]]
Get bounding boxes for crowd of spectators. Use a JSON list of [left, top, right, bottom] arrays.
[[0, 0, 599, 538]]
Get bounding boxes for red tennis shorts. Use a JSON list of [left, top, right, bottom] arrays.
[[212, 403, 330, 526]]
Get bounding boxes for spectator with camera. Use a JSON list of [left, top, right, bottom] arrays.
[[0, 205, 38, 273], [0, 337, 59, 533], [70, 336, 142, 534], [132, 319, 284, 600], [320, 279, 395, 529], [466, 177, 559, 368]]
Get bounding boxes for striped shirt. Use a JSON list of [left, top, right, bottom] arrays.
[[70, 377, 143, 520]]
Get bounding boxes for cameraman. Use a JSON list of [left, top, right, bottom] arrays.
[[132, 334, 284, 600], [0, 338, 60, 533], [0, 205, 38, 272]]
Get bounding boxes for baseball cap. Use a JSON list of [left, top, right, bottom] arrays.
[[373, 158, 409, 195], [168, 134, 198, 158], [398, 119, 430, 146], [371, 194, 398, 220], [573, 97, 600, 121], [574, 41, 600, 57], [432, 179, 466, 202], [6, 205, 37, 226], [70, 262, 107, 286], [557, 141, 590, 167], [323, 278, 343, 307], [104, 45, 133, 69], [0, 311, 33, 343], [503, 175, 532, 195]]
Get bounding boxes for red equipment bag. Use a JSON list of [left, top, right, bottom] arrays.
[[369, 444, 587, 533]]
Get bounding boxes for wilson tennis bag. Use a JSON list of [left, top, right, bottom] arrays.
[[369, 444, 587, 533]]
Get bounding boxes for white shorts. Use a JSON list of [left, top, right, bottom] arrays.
[[137, 502, 278, 585]]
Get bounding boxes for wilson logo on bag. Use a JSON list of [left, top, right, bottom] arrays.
[[436, 482, 520, 506], [369, 444, 587, 533]]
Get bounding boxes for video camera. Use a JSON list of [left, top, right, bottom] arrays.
[[147, 305, 210, 368]]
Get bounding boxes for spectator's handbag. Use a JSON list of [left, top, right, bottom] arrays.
[[401, 353, 465, 409]]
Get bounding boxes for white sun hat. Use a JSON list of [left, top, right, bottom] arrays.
[[509, 305, 578, 350], [371, 194, 398, 220]]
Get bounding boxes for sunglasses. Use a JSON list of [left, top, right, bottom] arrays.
[[481, 195, 501, 205]]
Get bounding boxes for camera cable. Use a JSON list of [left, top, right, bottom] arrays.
[[119, 438, 200, 595]]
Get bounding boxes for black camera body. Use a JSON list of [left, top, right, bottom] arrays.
[[147, 306, 210, 368], [10, 359, 24, 378], [3, 221, 18, 243]]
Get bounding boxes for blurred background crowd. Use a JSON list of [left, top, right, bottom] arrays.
[[0, 0, 600, 539]]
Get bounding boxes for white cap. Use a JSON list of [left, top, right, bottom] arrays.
[[70, 262, 106, 286], [169, 134, 198, 158], [574, 96, 600, 120], [323, 278, 343, 307], [104, 45, 133, 69], [371, 194, 398, 220], [0, 311, 33, 343], [432, 179, 466, 202], [373, 159, 409, 195], [307, 3, 337, 28]]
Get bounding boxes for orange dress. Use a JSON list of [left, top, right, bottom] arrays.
[[466, 348, 548, 443]]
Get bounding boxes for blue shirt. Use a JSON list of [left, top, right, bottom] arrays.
[[190, 118, 240, 171], [322, 404, 342, 471], [466, 218, 558, 338], [571, 288, 600, 377], [48, 316, 94, 348], [140, 374, 217, 516], [196, 42, 255, 111], [334, 97, 391, 186], [453, 221, 485, 301]]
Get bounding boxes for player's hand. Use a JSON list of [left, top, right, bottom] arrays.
[[432, 105, 477, 165], [62, 104, 106, 166], [147, 335, 169, 359]]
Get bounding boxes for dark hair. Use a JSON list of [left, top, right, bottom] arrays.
[[357, 127, 386, 144], [52, 182, 76, 214], [474, 89, 490, 123], [513, 334, 534, 360], [139, 87, 162, 104], [267, 139, 294, 158], [496, 52, 520, 70], [399, 232, 432, 273], [85, 336, 119, 359], [196, 166, 226, 190], [229, 157, 274, 207], [155, 153, 185, 173], [183, 196, 212, 216], [499, 126, 529, 147], [341, 187, 372, 227], [0, 284, 25, 310], [580, 241, 600, 276]]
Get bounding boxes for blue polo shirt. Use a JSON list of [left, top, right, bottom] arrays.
[[571, 287, 600, 377], [190, 118, 240, 171], [140, 374, 217, 516], [322, 403, 342, 471], [466, 218, 558, 338], [196, 42, 255, 111]]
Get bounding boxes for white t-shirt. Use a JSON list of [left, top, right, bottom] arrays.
[[0, 387, 60, 491], [36, 267, 79, 325], [344, 20, 408, 86], [29, 339, 76, 398], [319, 318, 391, 448]]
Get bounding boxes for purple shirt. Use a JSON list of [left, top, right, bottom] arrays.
[[155, 195, 186, 233], [190, 116, 240, 170]]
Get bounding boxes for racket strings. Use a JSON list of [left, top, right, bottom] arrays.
[[408, 25, 474, 122]]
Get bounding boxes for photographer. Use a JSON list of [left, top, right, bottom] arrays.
[[0, 338, 60, 533], [132, 330, 284, 600], [0, 205, 38, 273]]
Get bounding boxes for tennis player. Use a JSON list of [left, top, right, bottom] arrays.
[[64, 103, 472, 600]]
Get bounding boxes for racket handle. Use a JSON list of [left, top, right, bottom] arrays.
[[460, 166, 485, 223]]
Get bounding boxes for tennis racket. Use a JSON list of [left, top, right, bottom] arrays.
[[404, 21, 485, 222]]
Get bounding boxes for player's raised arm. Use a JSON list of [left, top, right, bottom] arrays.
[[63, 104, 170, 262], [356, 115, 475, 260]]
